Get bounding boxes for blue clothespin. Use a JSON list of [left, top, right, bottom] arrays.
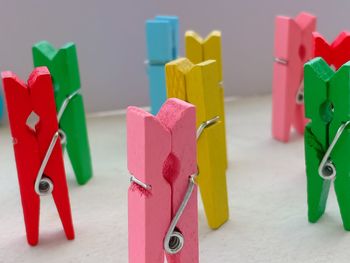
[[145, 16, 179, 114]]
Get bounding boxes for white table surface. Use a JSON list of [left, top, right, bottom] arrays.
[[1, 96, 349, 263]]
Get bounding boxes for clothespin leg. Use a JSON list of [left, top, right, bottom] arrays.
[[218, 87, 228, 170], [47, 137, 75, 240], [197, 125, 229, 229], [52, 173, 75, 240], [305, 126, 331, 223], [21, 188, 40, 246], [272, 65, 294, 142], [293, 104, 307, 135], [61, 95, 93, 185], [148, 65, 167, 115], [334, 164, 350, 231]]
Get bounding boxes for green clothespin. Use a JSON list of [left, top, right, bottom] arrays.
[[32, 41, 93, 185], [304, 57, 350, 230]]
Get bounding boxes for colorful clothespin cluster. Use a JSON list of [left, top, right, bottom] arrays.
[[3, 41, 92, 246], [145, 16, 179, 114], [304, 58, 350, 230], [3, 67, 74, 245], [127, 20, 230, 262], [272, 12, 316, 142], [4, 6, 350, 261], [271, 10, 350, 229], [272, 11, 350, 230], [127, 98, 198, 263]]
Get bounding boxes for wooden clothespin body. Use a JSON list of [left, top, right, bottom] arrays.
[[127, 98, 198, 263], [304, 57, 350, 230], [314, 31, 350, 70], [272, 12, 316, 142], [146, 16, 179, 114], [166, 58, 229, 229], [185, 30, 227, 168], [2, 67, 74, 245], [32, 41, 93, 185]]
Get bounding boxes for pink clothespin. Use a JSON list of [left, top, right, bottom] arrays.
[[127, 98, 198, 263], [272, 12, 316, 142]]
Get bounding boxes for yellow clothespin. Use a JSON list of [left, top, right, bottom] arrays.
[[185, 30, 227, 169], [166, 57, 229, 229]]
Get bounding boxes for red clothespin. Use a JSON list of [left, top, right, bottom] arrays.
[[127, 98, 198, 263], [272, 12, 316, 142], [313, 31, 350, 70], [2, 67, 74, 246]]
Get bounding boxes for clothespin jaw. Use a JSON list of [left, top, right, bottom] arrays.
[[185, 30, 222, 81], [166, 58, 229, 229], [313, 31, 350, 70], [128, 98, 198, 263], [185, 31, 204, 67], [32, 41, 93, 185], [2, 67, 74, 245], [272, 12, 316, 142], [304, 57, 350, 230], [33, 41, 80, 97], [145, 16, 179, 115]]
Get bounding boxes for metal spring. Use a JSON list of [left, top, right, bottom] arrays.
[[34, 90, 80, 196], [163, 115, 220, 254], [318, 120, 350, 180]]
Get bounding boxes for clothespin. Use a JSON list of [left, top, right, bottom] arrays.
[[32, 41, 93, 185], [272, 12, 316, 142], [146, 16, 179, 114], [304, 57, 350, 230], [166, 58, 229, 229], [127, 98, 198, 262], [2, 67, 74, 245], [185, 30, 227, 168], [313, 31, 350, 70]]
